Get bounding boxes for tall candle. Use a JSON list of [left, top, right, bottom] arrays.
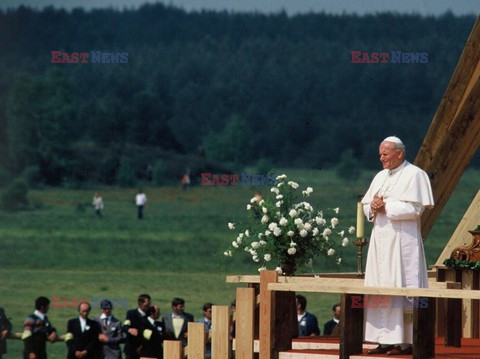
[[356, 196, 365, 238]]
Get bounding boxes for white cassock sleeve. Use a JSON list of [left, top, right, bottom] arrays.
[[385, 200, 425, 221]]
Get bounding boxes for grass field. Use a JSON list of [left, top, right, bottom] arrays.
[[0, 168, 478, 358]]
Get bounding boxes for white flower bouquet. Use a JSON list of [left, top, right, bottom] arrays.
[[224, 174, 355, 274]]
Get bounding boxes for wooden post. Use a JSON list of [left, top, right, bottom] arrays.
[[236, 287, 255, 359], [259, 270, 277, 359], [413, 297, 436, 359], [187, 322, 206, 359], [445, 281, 462, 347], [212, 305, 230, 359], [164, 340, 184, 359], [414, 17, 480, 240], [339, 293, 363, 359]]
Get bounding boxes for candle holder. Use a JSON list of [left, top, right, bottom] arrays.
[[353, 237, 368, 277]]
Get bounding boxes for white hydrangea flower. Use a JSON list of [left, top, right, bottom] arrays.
[[273, 227, 282, 237], [306, 187, 313, 194], [247, 204, 252, 210], [277, 182, 283, 187], [268, 222, 278, 231], [276, 174, 287, 180], [275, 267, 283, 274], [279, 217, 288, 226], [338, 230, 345, 237], [294, 218, 303, 225], [249, 249, 257, 256], [228, 222, 235, 230], [302, 190, 310, 197], [287, 230, 295, 237], [289, 241, 297, 247], [261, 215, 269, 223], [258, 266, 267, 272], [337, 258, 342, 265], [300, 229, 308, 237], [252, 255, 259, 262], [348, 226, 356, 234], [232, 241, 239, 248], [251, 241, 260, 249], [287, 181, 299, 189], [342, 238, 349, 247], [245, 230, 250, 237], [303, 202, 312, 211], [258, 233, 263, 239], [316, 217, 326, 226], [312, 227, 319, 236], [276, 194, 283, 199], [331, 217, 339, 228], [259, 240, 267, 246], [334, 207, 340, 214], [287, 247, 297, 255], [322, 228, 332, 238], [271, 187, 279, 194], [304, 222, 312, 231], [327, 248, 335, 256], [259, 200, 265, 206], [265, 230, 271, 236], [262, 207, 268, 214], [250, 197, 256, 203], [296, 223, 305, 230], [276, 201, 283, 208], [244, 247, 249, 252], [264, 254, 272, 262], [289, 209, 297, 218], [223, 250, 232, 257]]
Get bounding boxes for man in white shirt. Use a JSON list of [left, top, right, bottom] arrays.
[[362, 136, 434, 356], [135, 190, 147, 219]]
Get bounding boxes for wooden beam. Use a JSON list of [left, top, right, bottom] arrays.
[[212, 305, 230, 359], [413, 297, 436, 359], [435, 189, 480, 265], [228, 274, 444, 287], [414, 16, 480, 239], [187, 322, 206, 359], [268, 282, 480, 299], [339, 293, 363, 358], [164, 340, 184, 359], [259, 270, 277, 359], [235, 288, 255, 359]]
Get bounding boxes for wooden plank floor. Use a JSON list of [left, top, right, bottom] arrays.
[[279, 337, 480, 358]]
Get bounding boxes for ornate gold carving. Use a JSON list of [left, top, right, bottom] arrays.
[[450, 231, 480, 262]]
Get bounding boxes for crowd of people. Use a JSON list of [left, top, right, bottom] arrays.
[[0, 295, 214, 359], [0, 294, 340, 359]]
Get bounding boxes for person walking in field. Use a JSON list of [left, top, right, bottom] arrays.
[[135, 190, 147, 219], [93, 192, 104, 217]]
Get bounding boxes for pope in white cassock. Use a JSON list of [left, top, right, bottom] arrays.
[[361, 136, 434, 356]]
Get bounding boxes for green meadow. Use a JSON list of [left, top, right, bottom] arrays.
[[0, 168, 478, 358]]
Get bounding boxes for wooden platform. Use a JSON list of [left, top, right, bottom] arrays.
[[279, 337, 480, 359]]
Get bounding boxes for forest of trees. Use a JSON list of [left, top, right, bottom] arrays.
[[0, 4, 477, 186]]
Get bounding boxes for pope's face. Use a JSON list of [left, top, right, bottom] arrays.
[[379, 142, 404, 170]]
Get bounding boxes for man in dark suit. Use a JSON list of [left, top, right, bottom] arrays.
[[0, 307, 12, 359], [323, 303, 341, 336], [94, 300, 124, 359], [65, 302, 100, 359], [122, 294, 151, 359], [139, 305, 164, 359], [161, 298, 194, 347], [22, 296, 58, 359], [296, 295, 320, 336]]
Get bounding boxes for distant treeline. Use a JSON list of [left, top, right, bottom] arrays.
[[0, 4, 477, 185]]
